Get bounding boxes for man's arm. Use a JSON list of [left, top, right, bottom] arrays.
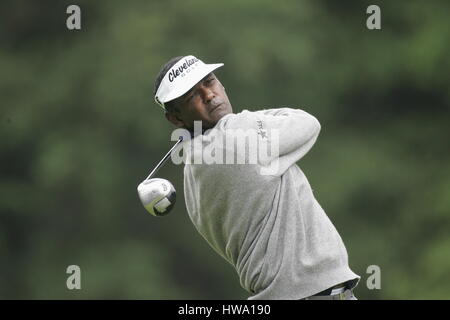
[[254, 107, 320, 152], [223, 107, 321, 175], [253, 107, 321, 159]]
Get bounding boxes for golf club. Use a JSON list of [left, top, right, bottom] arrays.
[[144, 136, 184, 181], [137, 136, 183, 216]]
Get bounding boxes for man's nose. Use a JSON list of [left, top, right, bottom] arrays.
[[200, 86, 215, 103]]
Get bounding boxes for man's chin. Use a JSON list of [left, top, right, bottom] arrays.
[[211, 104, 232, 121], [186, 111, 232, 132]]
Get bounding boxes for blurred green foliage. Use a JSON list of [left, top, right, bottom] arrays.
[[0, 0, 449, 299]]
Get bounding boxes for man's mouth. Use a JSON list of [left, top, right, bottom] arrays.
[[209, 102, 222, 114]]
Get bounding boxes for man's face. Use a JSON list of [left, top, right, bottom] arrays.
[[165, 73, 233, 131]]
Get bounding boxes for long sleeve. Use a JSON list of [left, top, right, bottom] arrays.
[[253, 108, 321, 158], [226, 108, 321, 175]]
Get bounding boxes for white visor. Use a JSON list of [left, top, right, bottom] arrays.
[[154, 55, 224, 110]]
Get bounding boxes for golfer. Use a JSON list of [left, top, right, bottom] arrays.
[[153, 55, 360, 300]]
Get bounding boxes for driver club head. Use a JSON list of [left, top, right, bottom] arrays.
[[137, 178, 176, 216]]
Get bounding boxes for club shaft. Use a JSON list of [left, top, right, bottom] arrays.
[[145, 137, 183, 181]]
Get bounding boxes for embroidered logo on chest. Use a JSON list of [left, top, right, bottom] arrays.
[[256, 120, 268, 139]]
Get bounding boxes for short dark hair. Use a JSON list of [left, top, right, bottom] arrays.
[[154, 56, 183, 113]]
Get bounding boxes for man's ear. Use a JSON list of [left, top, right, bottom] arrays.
[[165, 111, 185, 128]]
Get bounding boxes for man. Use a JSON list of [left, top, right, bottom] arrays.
[[153, 55, 360, 300]]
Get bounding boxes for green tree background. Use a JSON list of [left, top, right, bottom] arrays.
[[0, 0, 449, 299]]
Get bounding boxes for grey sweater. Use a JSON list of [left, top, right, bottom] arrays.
[[182, 108, 360, 299]]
